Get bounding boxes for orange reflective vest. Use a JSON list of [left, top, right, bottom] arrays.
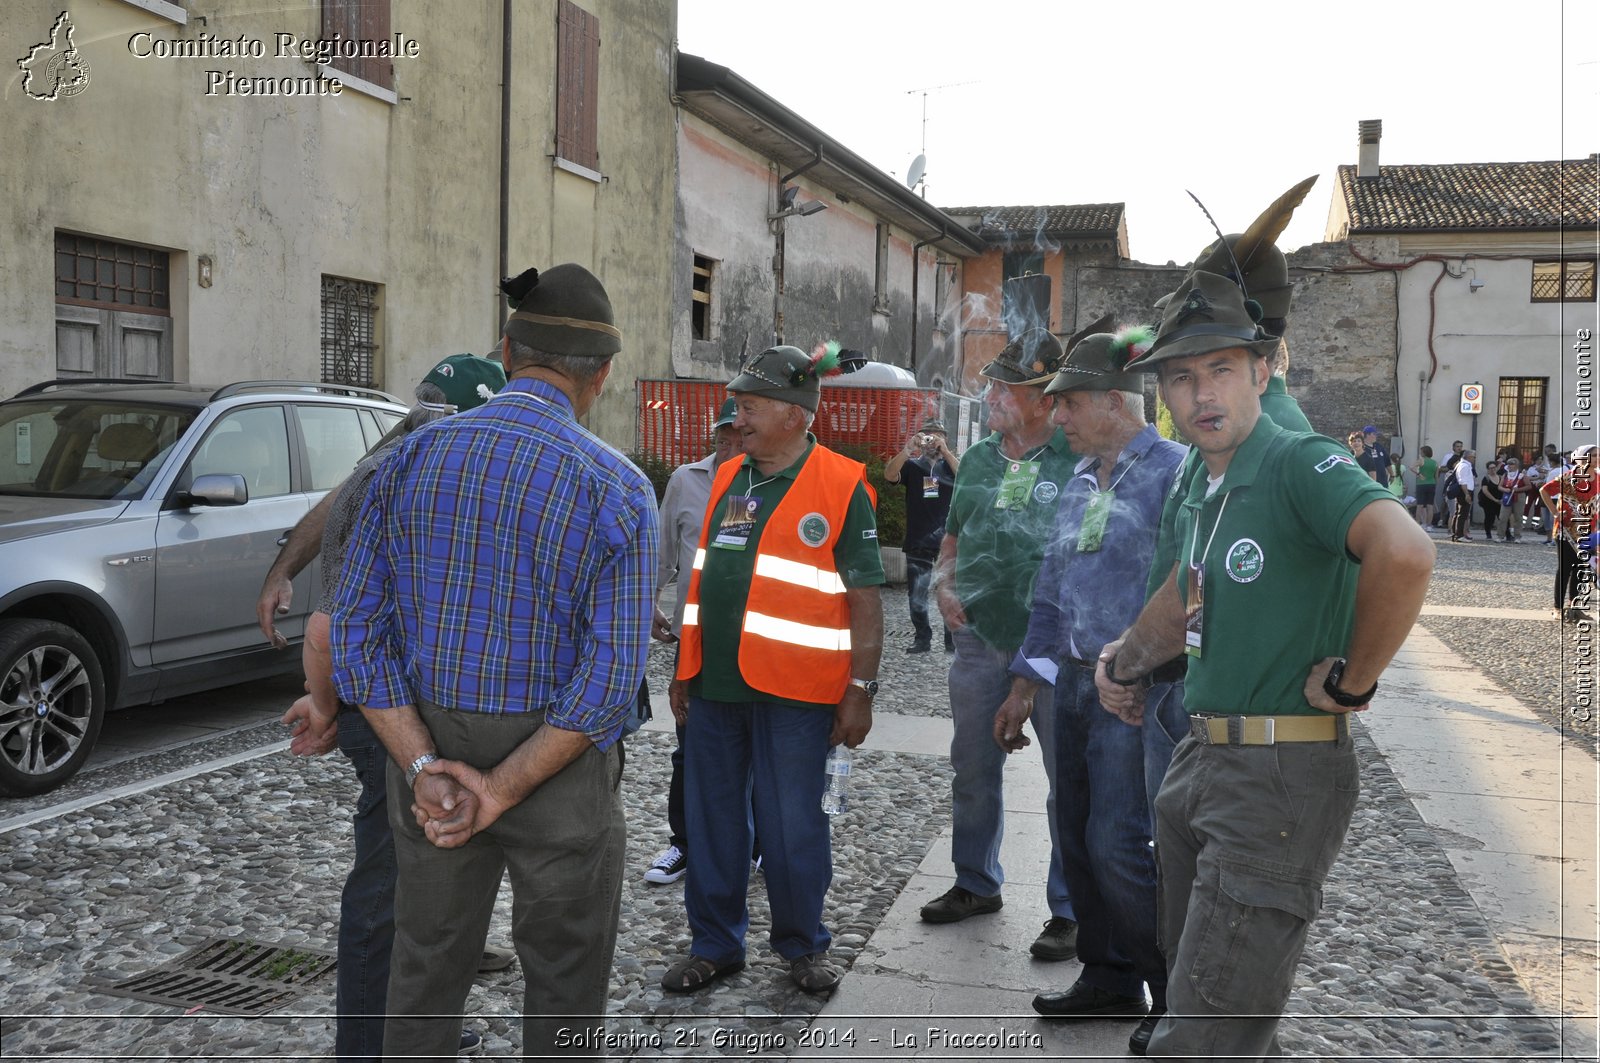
[[676, 445, 874, 705]]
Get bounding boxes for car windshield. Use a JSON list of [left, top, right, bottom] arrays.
[[0, 399, 197, 500]]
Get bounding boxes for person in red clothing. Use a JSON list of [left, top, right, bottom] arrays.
[[1540, 444, 1597, 621]]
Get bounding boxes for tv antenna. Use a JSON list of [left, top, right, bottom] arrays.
[[903, 80, 978, 198]]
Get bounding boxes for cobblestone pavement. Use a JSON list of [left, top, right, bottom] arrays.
[[0, 550, 1590, 1060]]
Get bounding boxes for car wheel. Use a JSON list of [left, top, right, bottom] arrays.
[[0, 619, 107, 798]]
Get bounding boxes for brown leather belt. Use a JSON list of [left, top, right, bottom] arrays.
[[1189, 713, 1348, 746]]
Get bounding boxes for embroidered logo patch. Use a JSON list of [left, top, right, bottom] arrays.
[[861, 528, 878, 540], [1032, 480, 1059, 505], [798, 512, 830, 547], [1314, 453, 1357, 474], [1225, 538, 1265, 583]]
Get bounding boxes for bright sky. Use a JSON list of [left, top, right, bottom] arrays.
[[678, 0, 1600, 265]]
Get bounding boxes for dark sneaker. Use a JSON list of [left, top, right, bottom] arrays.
[[905, 641, 932, 654], [644, 845, 687, 885], [1032, 980, 1150, 1020], [459, 1028, 485, 1056], [1129, 1008, 1167, 1055], [919, 885, 1003, 924], [1029, 916, 1079, 961]]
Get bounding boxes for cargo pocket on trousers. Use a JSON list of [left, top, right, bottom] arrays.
[[1191, 864, 1321, 1014]]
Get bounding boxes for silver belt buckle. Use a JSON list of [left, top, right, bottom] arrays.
[[1263, 717, 1275, 745]]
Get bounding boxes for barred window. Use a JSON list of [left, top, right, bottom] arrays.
[[1496, 377, 1547, 462], [691, 254, 715, 341], [1531, 260, 1596, 302], [320, 276, 380, 388], [55, 233, 170, 313]]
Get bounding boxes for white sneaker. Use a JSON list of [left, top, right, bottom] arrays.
[[644, 845, 687, 884]]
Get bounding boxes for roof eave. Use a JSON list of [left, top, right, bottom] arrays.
[[675, 52, 985, 257]]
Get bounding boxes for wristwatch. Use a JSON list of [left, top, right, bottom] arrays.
[[1102, 652, 1143, 688], [405, 752, 439, 788], [849, 677, 880, 699], [1322, 658, 1377, 708]]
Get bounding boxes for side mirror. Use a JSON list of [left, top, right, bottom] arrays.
[[178, 473, 249, 508]]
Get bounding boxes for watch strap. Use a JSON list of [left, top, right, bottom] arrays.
[[405, 752, 438, 788]]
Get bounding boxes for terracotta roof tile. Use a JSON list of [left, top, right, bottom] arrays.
[[1338, 159, 1598, 232], [939, 203, 1124, 238]]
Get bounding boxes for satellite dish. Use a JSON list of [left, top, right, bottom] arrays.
[[904, 153, 926, 190]]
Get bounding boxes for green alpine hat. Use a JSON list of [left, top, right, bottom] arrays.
[[979, 327, 1065, 386], [1045, 326, 1155, 395], [500, 263, 621, 358], [1191, 235, 1292, 322], [421, 353, 507, 411], [711, 396, 738, 430], [1128, 270, 1280, 371], [727, 342, 843, 412]]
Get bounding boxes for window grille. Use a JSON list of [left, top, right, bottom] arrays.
[[55, 233, 170, 313], [1495, 377, 1547, 461], [320, 276, 380, 388]]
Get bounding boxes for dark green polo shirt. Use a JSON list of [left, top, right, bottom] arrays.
[[945, 428, 1077, 652], [1146, 379, 1314, 600], [692, 439, 883, 710], [1172, 416, 1394, 715]]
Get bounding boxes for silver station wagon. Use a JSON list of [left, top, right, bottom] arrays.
[[0, 379, 406, 796]]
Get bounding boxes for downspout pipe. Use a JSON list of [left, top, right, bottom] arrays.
[[497, 0, 512, 331], [910, 227, 944, 373]]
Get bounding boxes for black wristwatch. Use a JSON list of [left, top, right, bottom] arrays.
[[1103, 652, 1143, 688], [849, 677, 880, 699], [1322, 658, 1377, 708]]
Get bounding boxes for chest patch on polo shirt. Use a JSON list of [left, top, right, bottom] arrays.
[[1315, 453, 1358, 474], [1032, 480, 1059, 505], [1225, 538, 1265, 582], [798, 512, 831, 547]]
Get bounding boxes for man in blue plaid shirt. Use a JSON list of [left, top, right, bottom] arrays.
[[330, 263, 657, 1062]]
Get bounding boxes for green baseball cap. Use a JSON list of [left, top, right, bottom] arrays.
[[712, 396, 738, 429], [421, 353, 507, 411]]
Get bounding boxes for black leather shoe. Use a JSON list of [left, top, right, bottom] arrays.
[[1029, 917, 1078, 961], [905, 641, 932, 654], [1128, 1008, 1166, 1055], [919, 885, 1002, 923], [1031, 980, 1150, 1020]]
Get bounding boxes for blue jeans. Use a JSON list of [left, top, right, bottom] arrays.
[[947, 627, 1074, 917], [683, 697, 833, 964], [1051, 663, 1164, 1003], [335, 711, 396, 1063], [1141, 680, 1191, 824]]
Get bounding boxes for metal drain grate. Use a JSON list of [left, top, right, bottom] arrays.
[[96, 937, 336, 1016]]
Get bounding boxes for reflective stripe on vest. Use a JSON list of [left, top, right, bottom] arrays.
[[752, 553, 848, 595], [742, 610, 853, 651]]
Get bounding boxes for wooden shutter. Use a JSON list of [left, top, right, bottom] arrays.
[[556, 0, 600, 170], [321, 0, 393, 90]]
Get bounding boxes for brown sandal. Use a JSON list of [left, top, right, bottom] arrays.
[[661, 954, 744, 993], [789, 952, 841, 993]]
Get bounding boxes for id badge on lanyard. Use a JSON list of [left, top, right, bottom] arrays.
[[995, 460, 1041, 510], [1077, 490, 1112, 552], [712, 493, 762, 550], [1183, 562, 1204, 657], [922, 475, 942, 500]]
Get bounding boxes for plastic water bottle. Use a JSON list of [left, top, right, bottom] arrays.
[[822, 745, 852, 816]]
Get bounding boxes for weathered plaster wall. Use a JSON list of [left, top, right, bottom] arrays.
[[2, 0, 675, 450], [673, 114, 954, 385]]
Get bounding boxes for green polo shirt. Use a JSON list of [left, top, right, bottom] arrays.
[[945, 428, 1077, 651], [1146, 379, 1314, 599], [691, 439, 884, 710], [1172, 416, 1394, 716]]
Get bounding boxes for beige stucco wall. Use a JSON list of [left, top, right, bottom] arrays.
[[1, 0, 675, 449]]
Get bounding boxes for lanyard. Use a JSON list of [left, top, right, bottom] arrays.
[[1186, 489, 1233, 572]]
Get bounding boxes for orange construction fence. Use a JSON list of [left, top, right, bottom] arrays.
[[636, 379, 944, 467]]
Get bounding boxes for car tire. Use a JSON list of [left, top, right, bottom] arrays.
[[0, 619, 107, 798]]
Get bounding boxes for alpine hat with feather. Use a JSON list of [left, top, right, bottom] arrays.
[[1046, 326, 1156, 395], [727, 342, 845, 412], [1129, 270, 1281, 370]]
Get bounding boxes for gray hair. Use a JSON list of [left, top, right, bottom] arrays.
[[402, 381, 453, 433], [504, 336, 611, 388]]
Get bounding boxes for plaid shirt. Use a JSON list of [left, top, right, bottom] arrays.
[[329, 377, 658, 751]]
